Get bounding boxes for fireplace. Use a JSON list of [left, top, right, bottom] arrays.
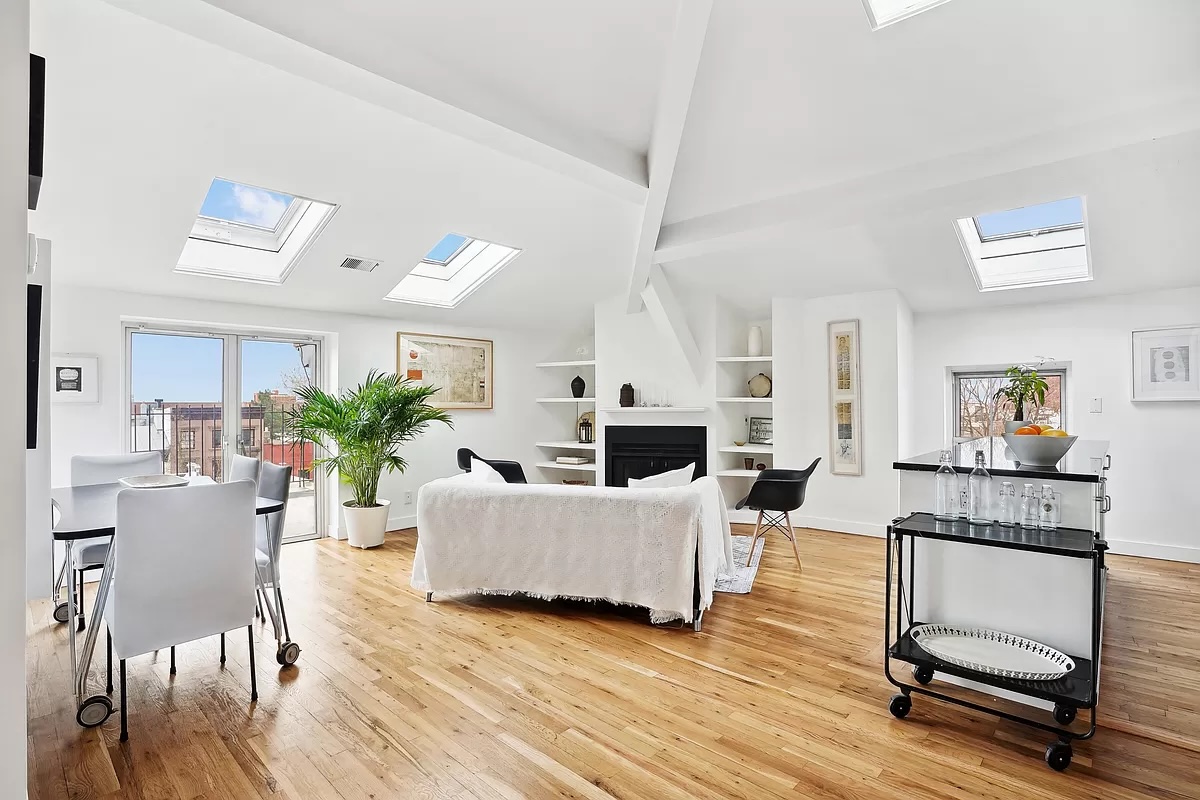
[[604, 425, 707, 487]]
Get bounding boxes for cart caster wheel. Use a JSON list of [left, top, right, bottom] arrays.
[[912, 664, 934, 685], [1053, 704, 1077, 726], [1045, 741, 1072, 771], [76, 695, 113, 728], [53, 602, 74, 624], [888, 693, 912, 719], [276, 641, 301, 666]]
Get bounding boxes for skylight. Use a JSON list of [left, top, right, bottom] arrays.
[[955, 197, 1091, 293], [176, 178, 339, 284], [861, 0, 954, 29], [386, 234, 521, 308]]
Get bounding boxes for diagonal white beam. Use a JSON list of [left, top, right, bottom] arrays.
[[654, 93, 1200, 264], [625, 0, 712, 312], [641, 264, 705, 383], [101, 0, 648, 204]]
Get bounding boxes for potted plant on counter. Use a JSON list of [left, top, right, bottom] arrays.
[[291, 370, 452, 548], [995, 364, 1049, 434]]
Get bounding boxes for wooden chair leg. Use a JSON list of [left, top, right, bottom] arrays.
[[746, 511, 763, 567], [785, 511, 802, 572]]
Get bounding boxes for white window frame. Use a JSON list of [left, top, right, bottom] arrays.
[[949, 364, 1069, 441], [190, 197, 310, 253]]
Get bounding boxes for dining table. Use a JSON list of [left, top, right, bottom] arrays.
[[50, 475, 300, 728]]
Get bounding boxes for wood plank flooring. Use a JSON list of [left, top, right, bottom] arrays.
[[27, 525, 1200, 799]]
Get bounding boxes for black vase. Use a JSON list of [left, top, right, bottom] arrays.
[[571, 375, 586, 399], [619, 383, 635, 407]]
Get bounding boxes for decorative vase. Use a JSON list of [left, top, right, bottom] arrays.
[[1003, 420, 1026, 435], [619, 383, 635, 408], [343, 499, 390, 549], [571, 375, 586, 399], [744, 457, 754, 470], [747, 326, 764, 358]]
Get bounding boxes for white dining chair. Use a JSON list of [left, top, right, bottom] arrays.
[[62, 452, 164, 631], [104, 479, 259, 741], [228, 454, 261, 485], [255, 462, 292, 641]]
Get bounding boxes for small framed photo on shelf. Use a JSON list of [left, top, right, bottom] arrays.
[[1131, 325, 1199, 402], [748, 416, 773, 445]]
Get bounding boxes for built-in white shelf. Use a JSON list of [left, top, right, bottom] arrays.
[[535, 461, 597, 472], [715, 397, 773, 404], [535, 441, 597, 451], [534, 359, 596, 368], [536, 397, 595, 404], [601, 407, 707, 413], [716, 356, 773, 363], [718, 444, 773, 454], [715, 469, 761, 478]]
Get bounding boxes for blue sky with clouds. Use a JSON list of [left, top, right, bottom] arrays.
[[131, 334, 307, 402]]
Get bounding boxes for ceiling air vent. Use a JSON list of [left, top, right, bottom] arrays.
[[338, 256, 381, 273]]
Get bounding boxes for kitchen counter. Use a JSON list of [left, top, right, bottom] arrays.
[[894, 437, 1110, 483]]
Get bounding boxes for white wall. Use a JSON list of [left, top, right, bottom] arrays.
[[26, 240, 50, 601], [773, 290, 912, 536], [913, 286, 1200, 562], [49, 285, 547, 538], [1, 0, 30, 794]]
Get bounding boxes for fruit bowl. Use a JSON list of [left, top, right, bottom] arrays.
[[1001, 433, 1078, 467]]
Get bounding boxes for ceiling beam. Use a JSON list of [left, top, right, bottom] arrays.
[[624, 0, 712, 313], [641, 264, 705, 383], [654, 93, 1200, 264], [101, 0, 649, 204]]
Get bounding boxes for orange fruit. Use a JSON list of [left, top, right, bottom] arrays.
[[1014, 426, 1040, 436], [1040, 429, 1068, 437], [1027, 424, 1044, 433]]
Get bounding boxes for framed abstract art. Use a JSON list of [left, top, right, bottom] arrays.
[[1131, 325, 1199, 402], [827, 319, 862, 475], [397, 332, 493, 409]]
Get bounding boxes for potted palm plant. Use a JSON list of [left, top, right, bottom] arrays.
[[290, 370, 452, 548], [995, 364, 1049, 434]]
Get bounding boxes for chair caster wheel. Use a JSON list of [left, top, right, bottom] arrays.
[[888, 693, 912, 719], [1045, 741, 1072, 771], [1053, 704, 1077, 726], [912, 664, 934, 685], [276, 641, 301, 666], [53, 602, 73, 624], [76, 695, 113, 728]]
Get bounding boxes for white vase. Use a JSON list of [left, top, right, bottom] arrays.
[[1003, 420, 1026, 435], [747, 326, 764, 357], [343, 498, 391, 549]]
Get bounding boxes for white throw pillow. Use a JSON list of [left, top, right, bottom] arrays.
[[470, 457, 507, 484], [628, 463, 695, 489]]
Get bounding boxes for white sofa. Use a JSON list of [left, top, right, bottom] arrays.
[[410, 476, 733, 628]]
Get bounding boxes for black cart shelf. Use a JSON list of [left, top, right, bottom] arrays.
[[884, 512, 1106, 772]]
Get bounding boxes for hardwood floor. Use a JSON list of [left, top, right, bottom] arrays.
[[27, 525, 1200, 799]]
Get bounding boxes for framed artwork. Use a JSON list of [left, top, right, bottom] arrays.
[[51, 354, 99, 404], [748, 416, 773, 445], [397, 332, 493, 409], [1131, 325, 1199, 402], [827, 320, 862, 475]]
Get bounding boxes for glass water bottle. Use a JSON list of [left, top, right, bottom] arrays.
[[1038, 485, 1060, 531], [934, 450, 959, 521], [1019, 483, 1039, 529], [967, 450, 992, 526], [996, 481, 1017, 527]]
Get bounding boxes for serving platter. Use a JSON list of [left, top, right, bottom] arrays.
[[118, 475, 189, 489], [910, 623, 1074, 681]]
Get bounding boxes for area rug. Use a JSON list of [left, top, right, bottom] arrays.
[[714, 535, 765, 594]]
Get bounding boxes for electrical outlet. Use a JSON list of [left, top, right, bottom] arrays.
[[404, 491, 413, 505]]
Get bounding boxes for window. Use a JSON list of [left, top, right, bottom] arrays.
[[175, 177, 339, 285], [241, 427, 256, 447], [180, 429, 197, 449], [953, 369, 1066, 440], [954, 197, 1091, 292], [861, 0, 954, 29], [212, 427, 223, 448], [386, 233, 522, 308]]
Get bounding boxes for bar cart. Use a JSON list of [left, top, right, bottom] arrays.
[[883, 512, 1106, 771]]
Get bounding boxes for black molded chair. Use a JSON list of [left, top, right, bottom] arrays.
[[456, 448, 528, 484], [735, 458, 821, 571]]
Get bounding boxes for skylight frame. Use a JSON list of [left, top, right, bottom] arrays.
[[861, 0, 955, 30], [420, 233, 473, 266], [190, 178, 311, 253], [385, 235, 521, 309], [971, 197, 1086, 243]]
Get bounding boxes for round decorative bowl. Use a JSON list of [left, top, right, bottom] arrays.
[[1001, 433, 1077, 467]]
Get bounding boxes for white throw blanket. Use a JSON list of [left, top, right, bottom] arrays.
[[411, 476, 733, 623]]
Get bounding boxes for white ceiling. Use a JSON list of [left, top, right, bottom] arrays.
[[29, 0, 1200, 327]]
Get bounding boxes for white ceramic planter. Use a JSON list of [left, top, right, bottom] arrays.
[[1003, 420, 1027, 434], [343, 499, 390, 549]]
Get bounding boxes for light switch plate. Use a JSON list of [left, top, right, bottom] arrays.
[[1089, 397, 1103, 413]]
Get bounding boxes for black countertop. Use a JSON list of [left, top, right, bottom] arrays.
[[894, 437, 1110, 483]]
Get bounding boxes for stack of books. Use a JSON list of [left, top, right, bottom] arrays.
[[555, 455, 592, 465]]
